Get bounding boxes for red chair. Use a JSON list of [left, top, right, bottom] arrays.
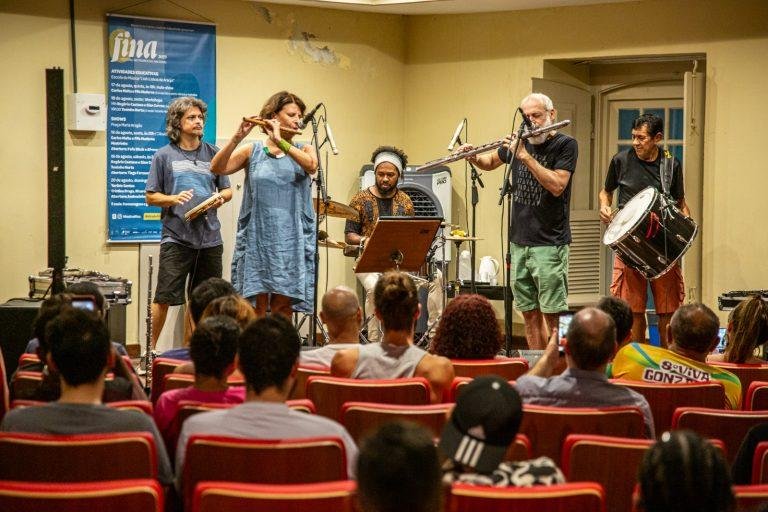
[[450, 358, 529, 380], [613, 379, 725, 434], [181, 435, 347, 511], [9, 370, 44, 401], [109, 400, 154, 416], [519, 405, 646, 462], [0, 479, 163, 512], [448, 482, 606, 512], [0, 432, 157, 481], [149, 357, 186, 403], [505, 433, 533, 462], [752, 441, 768, 484], [733, 484, 768, 510], [708, 361, 768, 406], [446, 377, 473, 402], [192, 480, 356, 512], [671, 407, 768, 464], [341, 402, 452, 442], [0, 346, 8, 423], [745, 381, 768, 410], [562, 434, 654, 512], [306, 376, 431, 420], [289, 365, 330, 400]]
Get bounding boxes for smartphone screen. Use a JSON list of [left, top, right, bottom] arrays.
[[71, 295, 97, 312], [715, 327, 727, 354], [558, 313, 574, 339]]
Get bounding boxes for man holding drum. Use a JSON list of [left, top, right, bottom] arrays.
[[145, 96, 232, 348], [463, 93, 578, 350], [599, 113, 690, 347]]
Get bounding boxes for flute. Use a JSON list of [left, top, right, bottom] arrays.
[[243, 116, 302, 136]]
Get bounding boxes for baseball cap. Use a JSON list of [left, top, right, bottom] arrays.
[[438, 375, 523, 473]]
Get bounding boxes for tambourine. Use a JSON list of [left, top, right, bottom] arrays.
[[184, 193, 222, 222]]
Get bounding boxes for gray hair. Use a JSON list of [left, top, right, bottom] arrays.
[[521, 93, 554, 111], [165, 96, 207, 143]]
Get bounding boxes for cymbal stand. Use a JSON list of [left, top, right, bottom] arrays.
[[455, 131, 483, 294]]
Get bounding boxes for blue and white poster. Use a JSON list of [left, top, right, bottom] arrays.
[[106, 14, 216, 242]]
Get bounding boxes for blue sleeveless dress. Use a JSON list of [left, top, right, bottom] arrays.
[[231, 141, 316, 312]]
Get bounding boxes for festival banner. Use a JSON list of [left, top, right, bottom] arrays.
[[106, 14, 216, 242]]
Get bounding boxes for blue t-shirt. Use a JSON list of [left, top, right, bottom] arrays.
[[145, 142, 230, 249]]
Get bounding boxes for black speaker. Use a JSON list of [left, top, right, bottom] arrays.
[[0, 300, 42, 382], [46, 68, 65, 293]]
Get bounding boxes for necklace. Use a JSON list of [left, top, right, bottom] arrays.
[[175, 143, 202, 165]]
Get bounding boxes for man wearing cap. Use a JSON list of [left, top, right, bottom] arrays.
[[440, 375, 564, 486], [345, 145, 443, 342], [516, 307, 655, 438]]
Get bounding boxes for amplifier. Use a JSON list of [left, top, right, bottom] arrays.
[[717, 290, 768, 311], [28, 269, 132, 305]]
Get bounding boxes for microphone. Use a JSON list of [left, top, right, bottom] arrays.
[[518, 107, 533, 131], [325, 122, 339, 155], [298, 103, 323, 129], [447, 119, 466, 150]]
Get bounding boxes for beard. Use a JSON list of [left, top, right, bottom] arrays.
[[375, 181, 395, 196], [528, 116, 553, 145]]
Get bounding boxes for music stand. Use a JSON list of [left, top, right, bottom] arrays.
[[355, 216, 442, 274]]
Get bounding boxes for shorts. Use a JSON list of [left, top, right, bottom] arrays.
[[610, 256, 684, 314], [154, 242, 223, 305], [511, 243, 569, 314]]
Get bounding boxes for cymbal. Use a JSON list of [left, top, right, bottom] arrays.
[[318, 238, 347, 250], [445, 235, 483, 242], [313, 198, 359, 221]]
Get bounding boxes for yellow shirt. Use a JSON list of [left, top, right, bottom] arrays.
[[609, 342, 742, 409]]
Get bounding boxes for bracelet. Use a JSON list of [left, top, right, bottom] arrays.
[[277, 139, 292, 153]]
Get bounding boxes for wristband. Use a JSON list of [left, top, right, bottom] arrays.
[[278, 139, 292, 153]]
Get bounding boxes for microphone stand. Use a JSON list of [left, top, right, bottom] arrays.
[[307, 113, 328, 347], [497, 120, 527, 356], [455, 134, 483, 294]]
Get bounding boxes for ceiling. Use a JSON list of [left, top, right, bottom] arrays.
[[249, 0, 636, 15]]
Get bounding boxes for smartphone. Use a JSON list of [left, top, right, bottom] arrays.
[[558, 313, 573, 356], [714, 327, 728, 354], [70, 295, 97, 312]]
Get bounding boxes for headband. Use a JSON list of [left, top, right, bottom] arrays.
[[373, 151, 403, 174]]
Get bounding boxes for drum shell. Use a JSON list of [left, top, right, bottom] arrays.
[[607, 190, 697, 280]]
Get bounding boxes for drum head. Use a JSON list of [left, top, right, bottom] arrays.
[[603, 187, 657, 245]]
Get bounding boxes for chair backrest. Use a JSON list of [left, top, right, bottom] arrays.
[[163, 373, 196, 392], [504, 433, 533, 462], [150, 357, 186, 403], [752, 441, 768, 484], [306, 376, 431, 420], [182, 435, 347, 510], [341, 402, 452, 442], [446, 376, 473, 403], [0, 479, 163, 512], [733, 484, 768, 511], [289, 365, 330, 400], [0, 346, 8, 423], [108, 400, 154, 416], [450, 358, 529, 380], [0, 432, 157, 481], [671, 407, 768, 464], [562, 434, 654, 512], [745, 380, 768, 411], [448, 482, 606, 512], [519, 405, 646, 462], [10, 371, 44, 401], [709, 362, 768, 405], [193, 480, 356, 512], [613, 379, 725, 434]]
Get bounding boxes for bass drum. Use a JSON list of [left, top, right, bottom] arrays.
[[603, 187, 698, 280]]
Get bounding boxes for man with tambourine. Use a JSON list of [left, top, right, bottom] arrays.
[[599, 113, 692, 348]]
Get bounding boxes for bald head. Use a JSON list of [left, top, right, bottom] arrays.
[[320, 286, 362, 341], [566, 307, 617, 371], [670, 303, 719, 354]]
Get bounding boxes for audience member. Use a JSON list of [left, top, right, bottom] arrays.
[[610, 303, 742, 409], [153, 315, 244, 440], [731, 422, 768, 484], [24, 281, 128, 356], [440, 375, 565, 486], [637, 430, 734, 512], [300, 286, 362, 367], [172, 294, 256, 374], [159, 277, 237, 360], [358, 421, 442, 512], [516, 307, 654, 437], [709, 295, 768, 364], [332, 271, 454, 403], [1, 307, 172, 484], [13, 294, 145, 402], [429, 294, 503, 359], [597, 295, 634, 347], [176, 315, 357, 478]]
